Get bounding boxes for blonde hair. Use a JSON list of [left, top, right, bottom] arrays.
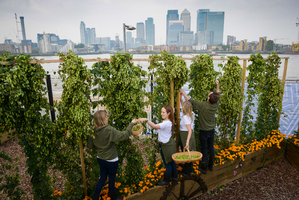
[[183, 101, 193, 122], [94, 110, 108, 128]]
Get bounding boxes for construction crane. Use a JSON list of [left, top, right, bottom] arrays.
[[296, 17, 299, 43], [292, 17, 299, 51], [273, 38, 289, 51], [273, 38, 289, 43]]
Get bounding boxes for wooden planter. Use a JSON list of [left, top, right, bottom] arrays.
[[286, 141, 299, 171], [126, 142, 285, 200]]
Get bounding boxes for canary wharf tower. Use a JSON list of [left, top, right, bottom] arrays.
[[196, 9, 224, 45]]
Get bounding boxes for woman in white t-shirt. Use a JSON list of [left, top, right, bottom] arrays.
[[179, 95, 196, 176], [140, 105, 178, 186]]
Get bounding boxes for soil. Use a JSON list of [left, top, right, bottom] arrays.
[[1, 137, 299, 200]]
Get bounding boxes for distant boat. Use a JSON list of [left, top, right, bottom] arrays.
[[211, 52, 218, 56]]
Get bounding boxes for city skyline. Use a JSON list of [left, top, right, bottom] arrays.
[[0, 0, 298, 45]]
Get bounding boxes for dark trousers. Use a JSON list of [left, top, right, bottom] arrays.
[[199, 129, 215, 158], [160, 147, 177, 177], [94, 158, 118, 196]]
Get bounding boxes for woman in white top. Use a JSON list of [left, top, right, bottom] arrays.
[[140, 105, 178, 186], [179, 95, 196, 176]]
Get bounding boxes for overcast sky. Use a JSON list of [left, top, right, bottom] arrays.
[[0, 0, 298, 45]]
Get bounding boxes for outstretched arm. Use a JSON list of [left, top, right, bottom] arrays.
[[139, 118, 161, 129], [180, 88, 190, 101]]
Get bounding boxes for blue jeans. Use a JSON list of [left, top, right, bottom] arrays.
[[160, 147, 177, 177], [199, 129, 215, 158], [93, 158, 118, 196]]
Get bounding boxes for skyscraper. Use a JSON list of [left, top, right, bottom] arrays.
[[86, 28, 96, 44], [166, 10, 179, 45], [126, 31, 133, 49], [168, 21, 184, 46], [136, 22, 145, 44], [196, 9, 224, 46], [80, 21, 87, 45], [145, 17, 155, 45], [20, 16, 26, 41], [180, 9, 191, 31]]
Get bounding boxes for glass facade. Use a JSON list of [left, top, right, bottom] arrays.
[[166, 10, 179, 45], [145, 17, 155, 45], [180, 9, 191, 32], [196, 9, 224, 45], [180, 31, 194, 46], [168, 21, 184, 46], [136, 22, 145, 44]]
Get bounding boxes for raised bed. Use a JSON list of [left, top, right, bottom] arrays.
[[286, 141, 299, 171], [126, 142, 285, 200]]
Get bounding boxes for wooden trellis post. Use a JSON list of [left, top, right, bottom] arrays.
[[278, 58, 289, 124], [79, 139, 87, 196], [236, 60, 247, 143], [176, 92, 180, 152], [170, 80, 174, 139]]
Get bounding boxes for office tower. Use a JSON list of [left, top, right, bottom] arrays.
[[80, 21, 87, 45], [227, 35, 236, 45], [196, 9, 224, 46], [126, 31, 133, 49], [86, 28, 96, 44], [180, 9, 191, 31], [257, 37, 267, 51], [168, 21, 184, 46], [100, 37, 111, 50], [20, 16, 26, 40], [166, 10, 179, 45], [180, 31, 194, 46], [115, 35, 120, 49], [136, 22, 145, 44], [145, 17, 155, 45]]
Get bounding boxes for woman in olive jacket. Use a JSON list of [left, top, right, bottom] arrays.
[[88, 110, 138, 200]]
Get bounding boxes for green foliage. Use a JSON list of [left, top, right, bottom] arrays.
[[255, 52, 283, 140], [216, 56, 244, 148], [266, 40, 274, 51], [147, 51, 189, 167], [188, 54, 220, 150], [91, 53, 147, 186], [148, 50, 189, 121], [0, 53, 57, 199], [74, 43, 85, 48], [55, 50, 95, 198], [241, 53, 265, 143], [0, 151, 25, 199]]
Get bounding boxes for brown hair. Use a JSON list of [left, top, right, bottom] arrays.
[[183, 101, 193, 122], [209, 91, 220, 104], [94, 110, 108, 128], [162, 105, 174, 135]]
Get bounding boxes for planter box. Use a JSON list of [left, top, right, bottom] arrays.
[[286, 141, 299, 171], [0, 129, 15, 144], [126, 142, 284, 200]]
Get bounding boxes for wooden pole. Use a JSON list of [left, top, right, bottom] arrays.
[[278, 58, 289, 125], [176, 92, 180, 152], [170, 80, 174, 108], [170, 80, 174, 138], [79, 139, 87, 196], [236, 60, 247, 143]]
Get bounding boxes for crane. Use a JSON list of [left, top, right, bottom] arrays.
[[273, 38, 289, 43], [296, 17, 299, 43]]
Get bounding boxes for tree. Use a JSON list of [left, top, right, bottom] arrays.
[[74, 43, 85, 48], [266, 40, 274, 51]]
